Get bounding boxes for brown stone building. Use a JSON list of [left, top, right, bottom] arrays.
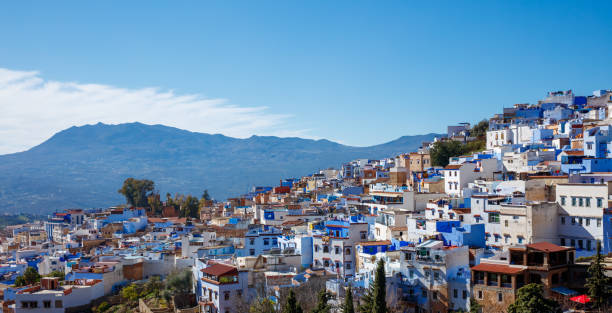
[[471, 242, 585, 313]]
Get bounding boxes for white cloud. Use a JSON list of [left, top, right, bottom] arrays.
[[0, 68, 306, 154]]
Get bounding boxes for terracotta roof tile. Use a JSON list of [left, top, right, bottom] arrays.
[[471, 263, 524, 274], [201, 263, 237, 276], [526, 242, 570, 253]]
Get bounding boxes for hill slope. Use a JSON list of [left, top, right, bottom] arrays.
[[0, 123, 441, 213]]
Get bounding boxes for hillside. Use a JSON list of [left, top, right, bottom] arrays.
[[0, 122, 441, 213]]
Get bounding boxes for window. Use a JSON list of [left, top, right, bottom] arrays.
[[249, 249, 255, 256], [249, 238, 255, 245], [586, 218, 590, 226], [433, 291, 438, 300], [587, 240, 592, 251], [462, 290, 467, 299], [498, 292, 503, 302], [571, 217, 576, 225], [434, 272, 439, 280], [488, 213, 500, 224], [579, 198, 584, 207], [505, 220, 509, 227], [586, 198, 591, 207], [578, 240, 583, 250], [346, 262, 352, 270], [405, 253, 412, 261], [323, 246, 329, 253], [560, 238, 566, 246], [572, 197, 577, 206], [597, 218, 602, 227], [478, 290, 483, 299], [21, 302, 28, 309], [43, 301, 51, 308], [263, 238, 270, 246], [425, 271, 430, 278], [597, 198, 603, 208], [224, 291, 230, 300], [560, 196, 566, 205], [422, 289, 427, 297], [345, 247, 351, 255], [579, 217, 583, 225], [360, 231, 367, 240], [409, 269, 414, 278], [335, 246, 340, 254], [561, 217, 565, 224], [453, 289, 458, 298], [272, 238, 278, 245], [571, 239, 575, 247]]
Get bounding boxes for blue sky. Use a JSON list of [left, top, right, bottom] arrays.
[[1, 1, 611, 153]]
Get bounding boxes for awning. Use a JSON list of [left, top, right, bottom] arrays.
[[551, 286, 578, 296], [570, 294, 591, 304]]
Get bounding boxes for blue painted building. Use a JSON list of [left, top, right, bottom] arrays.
[[439, 223, 486, 248], [241, 225, 282, 256]]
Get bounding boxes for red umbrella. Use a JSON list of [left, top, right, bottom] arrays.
[[570, 294, 591, 304]]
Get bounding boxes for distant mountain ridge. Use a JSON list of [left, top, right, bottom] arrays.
[[0, 122, 442, 213]]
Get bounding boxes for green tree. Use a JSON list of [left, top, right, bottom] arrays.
[[585, 240, 611, 310], [46, 270, 65, 280], [94, 301, 110, 313], [147, 193, 163, 215], [508, 283, 560, 313], [342, 285, 354, 313], [180, 195, 200, 218], [469, 298, 482, 313], [430, 140, 466, 167], [202, 189, 211, 201], [283, 289, 303, 313], [118, 178, 155, 207], [145, 275, 164, 298], [371, 259, 387, 313], [311, 289, 331, 313], [165, 269, 192, 295], [470, 120, 489, 138], [15, 266, 41, 286], [358, 287, 373, 313], [250, 298, 276, 313], [121, 284, 140, 302]]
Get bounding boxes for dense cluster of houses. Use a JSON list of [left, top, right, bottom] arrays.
[[1, 89, 612, 313]]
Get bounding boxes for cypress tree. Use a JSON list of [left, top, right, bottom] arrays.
[[283, 289, 303, 313], [371, 259, 387, 313], [311, 289, 331, 313], [585, 240, 611, 310], [357, 285, 373, 313], [342, 285, 355, 313]]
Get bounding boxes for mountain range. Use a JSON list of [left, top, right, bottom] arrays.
[[0, 122, 441, 213]]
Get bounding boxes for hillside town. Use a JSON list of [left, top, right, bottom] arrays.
[[2, 89, 612, 313]]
